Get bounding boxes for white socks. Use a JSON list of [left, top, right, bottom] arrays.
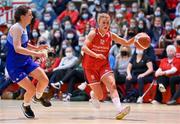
[[36, 92, 43, 99], [112, 97, 122, 112], [23, 102, 31, 106]]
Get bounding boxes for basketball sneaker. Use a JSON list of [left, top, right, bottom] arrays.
[[116, 106, 130, 120], [90, 91, 100, 109], [21, 103, 35, 119], [136, 96, 143, 104], [32, 96, 52, 107], [158, 83, 166, 92]]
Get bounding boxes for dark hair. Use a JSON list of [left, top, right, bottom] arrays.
[[14, 5, 30, 22]]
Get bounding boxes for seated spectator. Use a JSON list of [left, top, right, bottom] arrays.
[[159, 20, 176, 48], [124, 48, 154, 103], [76, 7, 96, 35], [57, 1, 79, 25], [114, 46, 131, 85], [50, 30, 64, 54], [49, 47, 78, 85], [167, 75, 180, 105], [51, 66, 86, 102], [152, 45, 179, 104], [150, 16, 164, 48], [29, 29, 40, 45]]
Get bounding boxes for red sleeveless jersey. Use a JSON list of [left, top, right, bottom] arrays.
[[82, 29, 112, 69]]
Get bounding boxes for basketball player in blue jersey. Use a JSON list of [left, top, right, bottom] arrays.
[[6, 5, 51, 119]]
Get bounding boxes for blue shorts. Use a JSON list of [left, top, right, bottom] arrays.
[[7, 59, 39, 83]]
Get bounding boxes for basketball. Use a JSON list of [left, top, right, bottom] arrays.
[[134, 33, 151, 50]]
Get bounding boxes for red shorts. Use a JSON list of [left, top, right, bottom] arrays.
[[83, 65, 113, 84]]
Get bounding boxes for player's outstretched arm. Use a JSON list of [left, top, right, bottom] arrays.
[[81, 30, 106, 59], [111, 32, 134, 46]]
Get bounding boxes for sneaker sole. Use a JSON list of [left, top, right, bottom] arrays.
[[116, 106, 130, 120], [50, 84, 60, 90], [20, 105, 35, 119]]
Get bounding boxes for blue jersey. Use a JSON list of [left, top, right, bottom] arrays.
[[6, 23, 31, 68], [6, 23, 38, 83]]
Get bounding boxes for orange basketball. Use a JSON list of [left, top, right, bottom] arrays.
[[134, 33, 151, 50]]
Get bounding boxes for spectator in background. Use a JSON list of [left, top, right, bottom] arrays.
[[114, 46, 131, 85], [125, 18, 138, 40], [37, 21, 50, 43], [50, 30, 64, 55], [159, 20, 176, 49], [165, 0, 178, 20], [124, 47, 154, 104], [49, 47, 78, 85], [62, 20, 79, 55], [31, 0, 48, 19], [53, 0, 70, 15], [150, 16, 164, 48], [137, 19, 150, 34], [76, 5, 96, 35], [29, 29, 40, 46], [152, 45, 179, 104], [42, 12, 56, 29], [107, 3, 116, 21], [57, 1, 79, 25], [153, 6, 169, 24]]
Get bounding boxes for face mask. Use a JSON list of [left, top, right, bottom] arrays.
[[65, 52, 73, 58], [31, 8, 36, 12], [167, 53, 175, 59], [1, 39, 7, 46], [111, 28, 118, 33], [54, 32, 60, 38], [138, 13, 144, 19], [32, 32, 38, 38], [68, 6, 75, 11], [121, 7, 126, 12], [67, 33, 74, 39], [176, 40, 180, 45], [95, 6, 101, 12], [136, 49, 143, 55], [154, 11, 161, 16], [121, 51, 128, 56], [53, 24, 59, 30], [82, 13, 88, 19], [65, 24, 71, 30], [130, 24, 136, 28], [116, 13, 123, 18], [132, 8, 137, 13], [154, 24, 161, 28], [46, 7, 53, 12], [165, 26, 172, 31], [38, 25, 45, 31], [44, 16, 51, 21], [177, 29, 180, 34], [138, 24, 143, 29], [109, 7, 114, 12]]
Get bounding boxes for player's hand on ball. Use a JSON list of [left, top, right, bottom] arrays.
[[96, 54, 106, 60]]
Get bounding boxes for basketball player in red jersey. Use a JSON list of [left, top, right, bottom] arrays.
[[81, 13, 134, 120]]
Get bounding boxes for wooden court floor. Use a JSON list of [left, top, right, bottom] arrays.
[[0, 100, 179, 124]]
